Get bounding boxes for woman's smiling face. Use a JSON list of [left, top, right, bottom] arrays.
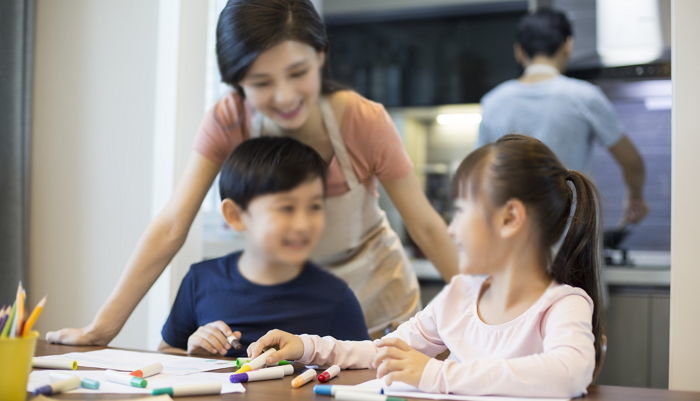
[[238, 40, 325, 130]]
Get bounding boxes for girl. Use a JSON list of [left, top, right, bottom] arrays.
[[249, 134, 603, 398], [47, 0, 457, 345]]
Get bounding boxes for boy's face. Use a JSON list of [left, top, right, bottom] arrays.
[[240, 178, 325, 266]]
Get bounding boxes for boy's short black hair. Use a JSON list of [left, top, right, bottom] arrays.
[[516, 8, 572, 58], [219, 136, 327, 209]]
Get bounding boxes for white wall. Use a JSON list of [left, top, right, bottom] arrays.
[[30, 0, 209, 350], [669, 0, 700, 391]]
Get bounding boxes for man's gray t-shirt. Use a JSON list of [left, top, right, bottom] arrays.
[[477, 75, 624, 173]]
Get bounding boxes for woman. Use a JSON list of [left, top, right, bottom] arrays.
[[47, 0, 457, 343]]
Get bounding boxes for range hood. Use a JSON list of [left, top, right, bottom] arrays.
[[536, 0, 671, 70]]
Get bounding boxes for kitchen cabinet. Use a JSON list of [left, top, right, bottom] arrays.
[[595, 287, 670, 388]]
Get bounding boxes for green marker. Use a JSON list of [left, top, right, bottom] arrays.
[[104, 370, 147, 388], [235, 357, 290, 368]]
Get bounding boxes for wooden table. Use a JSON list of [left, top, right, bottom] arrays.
[[31, 341, 700, 401]]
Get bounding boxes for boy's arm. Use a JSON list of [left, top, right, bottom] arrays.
[[330, 286, 370, 341], [161, 270, 199, 351]]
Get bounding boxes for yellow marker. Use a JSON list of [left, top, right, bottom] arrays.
[[22, 296, 46, 337], [234, 348, 276, 374], [291, 368, 317, 388]]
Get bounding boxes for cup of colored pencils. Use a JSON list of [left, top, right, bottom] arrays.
[[0, 282, 47, 401]]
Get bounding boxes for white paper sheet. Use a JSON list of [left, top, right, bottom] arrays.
[[27, 370, 245, 394], [33, 349, 237, 375], [357, 379, 569, 401]]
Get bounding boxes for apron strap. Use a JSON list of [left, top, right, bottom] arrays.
[[250, 98, 360, 189], [319, 98, 361, 189]]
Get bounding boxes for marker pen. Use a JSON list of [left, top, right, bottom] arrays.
[[291, 368, 317, 388], [104, 370, 147, 388], [227, 335, 243, 351], [32, 357, 78, 370], [152, 382, 221, 397], [130, 362, 163, 378], [230, 364, 294, 383], [50, 372, 100, 390], [334, 390, 407, 401], [235, 357, 291, 368], [235, 348, 276, 373], [33, 374, 81, 395], [317, 364, 341, 383], [314, 384, 384, 396]]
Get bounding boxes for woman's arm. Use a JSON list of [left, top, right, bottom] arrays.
[[45, 152, 221, 345], [381, 174, 458, 281]]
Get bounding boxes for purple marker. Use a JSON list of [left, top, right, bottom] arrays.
[[230, 364, 293, 383], [33, 375, 81, 395]]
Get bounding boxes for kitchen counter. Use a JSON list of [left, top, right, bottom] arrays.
[[413, 250, 671, 287]]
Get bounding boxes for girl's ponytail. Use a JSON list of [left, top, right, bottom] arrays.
[[550, 170, 604, 370]]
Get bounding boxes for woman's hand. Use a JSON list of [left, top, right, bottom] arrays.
[[187, 320, 240, 356], [373, 338, 430, 387], [45, 325, 110, 346], [248, 329, 304, 364]]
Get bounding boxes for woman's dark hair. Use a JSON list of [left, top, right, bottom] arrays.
[[453, 134, 604, 369], [219, 136, 327, 210], [516, 7, 572, 58], [216, 0, 345, 97]]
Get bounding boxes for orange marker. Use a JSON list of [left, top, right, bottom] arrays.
[[22, 296, 47, 337], [291, 368, 316, 388], [130, 362, 163, 378]]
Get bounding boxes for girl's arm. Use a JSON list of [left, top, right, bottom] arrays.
[[381, 174, 459, 281], [296, 283, 452, 368], [416, 294, 595, 398], [45, 152, 221, 345]]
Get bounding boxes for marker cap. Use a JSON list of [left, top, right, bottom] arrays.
[[229, 373, 249, 383], [152, 387, 174, 396], [314, 385, 333, 396]]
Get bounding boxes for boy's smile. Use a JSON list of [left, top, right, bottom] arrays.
[[238, 178, 325, 275]]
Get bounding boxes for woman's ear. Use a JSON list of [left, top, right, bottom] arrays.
[[221, 198, 246, 232], [498, 199, 526, 239]]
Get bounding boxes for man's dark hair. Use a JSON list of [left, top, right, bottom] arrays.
[[516, 8, 572, 58], [219, 136, 327, 209]]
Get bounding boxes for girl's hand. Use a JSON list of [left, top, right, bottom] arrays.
[[187, 320, 240, 356], [373, 338, 430, 387], [248, 329, 304, 364]]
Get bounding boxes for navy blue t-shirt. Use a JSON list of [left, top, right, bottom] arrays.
[[161, 251, 369, 356]]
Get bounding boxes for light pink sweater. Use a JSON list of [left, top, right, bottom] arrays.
[[299, 275, 596, 398]]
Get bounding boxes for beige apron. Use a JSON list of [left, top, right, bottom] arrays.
[[252, 98, 421, 334]]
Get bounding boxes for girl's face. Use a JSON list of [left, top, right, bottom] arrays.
[[448, 193, 501, 275], [239, 40, 324, 131]]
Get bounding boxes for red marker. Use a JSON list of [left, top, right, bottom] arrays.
[[317, 365, 340, 383], [130, 362, 163, 378]]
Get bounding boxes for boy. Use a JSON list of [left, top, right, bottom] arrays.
[[159, 137, 369, 357]]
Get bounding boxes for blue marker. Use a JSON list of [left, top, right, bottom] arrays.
[[314, 384, 384, 396]]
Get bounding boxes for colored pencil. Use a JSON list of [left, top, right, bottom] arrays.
[[22, 296, 47, 337]]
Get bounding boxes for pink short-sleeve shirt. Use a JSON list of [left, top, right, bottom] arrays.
[[193, 91, 413, 197]]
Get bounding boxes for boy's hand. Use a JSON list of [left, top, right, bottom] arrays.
[[373, 338, 430, 387], [248, 329, 304, 364], [187, 320, 240, 356]]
